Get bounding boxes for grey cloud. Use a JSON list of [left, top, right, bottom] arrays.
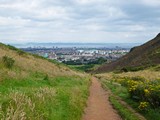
[[0, 0, 159, 43]]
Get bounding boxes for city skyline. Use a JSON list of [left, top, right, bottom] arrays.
[[0, 0, 160, 43]]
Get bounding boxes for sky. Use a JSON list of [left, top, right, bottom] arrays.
[[0, 0, 160, 44]]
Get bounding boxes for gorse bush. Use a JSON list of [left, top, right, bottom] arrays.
[[101, 73, 160, 120], [2, 56, 15, 69], [138, 102, 149, 111], [116, 77, 160, 109]]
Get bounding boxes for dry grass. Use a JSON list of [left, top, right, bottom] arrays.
[[116, 70, 160, 80], [96, 72, 115, 80], [0, 87, 56, 120], [96, 69, 160, 81], [0, 46, 86, 81], [0, 91, 35, 120], [0, 44, 90, 120], [0, 76, 90, 120]]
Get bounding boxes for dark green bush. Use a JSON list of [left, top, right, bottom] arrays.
[[121, 66, 146, 72], [154, 66, 160, 71], [2, 56, 15, 69], [44, 74, 49, 81], [7, 45, 18, 51], [17, 50, 26, 55], [7, 45, 26, 56]]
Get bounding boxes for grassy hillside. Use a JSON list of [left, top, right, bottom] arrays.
[[0, 43, 91, 120], [95, 33, 160, 73], [68, 64, 100, 73], [0, 43, 83, 80], [96, 66, 160, 120]]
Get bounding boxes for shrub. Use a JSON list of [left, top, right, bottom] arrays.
[[7, 45, 18, 51], [138, 102, 149, 111], [117, 77, 160, 109], [17, 50, 26, 56], [43, 74, 49, 81], [120, 66, 146, 72], [154, 65, 160, 71], [2, 56, 15, 69], [6, 45, 26, 56]]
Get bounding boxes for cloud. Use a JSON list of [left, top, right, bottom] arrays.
[[0, 0, 159, 43], [141, 0, 160, 7]]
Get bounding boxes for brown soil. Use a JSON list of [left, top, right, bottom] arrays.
[[82, 77, 121, 120]]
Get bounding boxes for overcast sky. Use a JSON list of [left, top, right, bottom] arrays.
[[0, 0, 160, 43]]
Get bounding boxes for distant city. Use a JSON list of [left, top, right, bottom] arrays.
[[15, 43, 141, 65], [12, 43, 141, 48]]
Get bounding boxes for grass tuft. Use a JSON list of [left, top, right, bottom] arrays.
[[109, 96, 140, 120]]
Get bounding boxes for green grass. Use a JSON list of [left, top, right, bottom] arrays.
[[144, 109, 160, 120], [102, 80, 129, 99], [0, 42, 91, 120], [0, 75, 90, 120], [101, 79, 160, 120], [109, 96, 140, 120], [68, 64, 99, 72], [101, 81, 140, 120]]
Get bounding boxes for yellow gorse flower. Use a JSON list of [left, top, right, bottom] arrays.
[[138, 102, 149, 110], [144, 89, 150, 96]]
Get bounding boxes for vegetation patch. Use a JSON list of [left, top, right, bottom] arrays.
[[65, 57, 107, 72], [114, 66, 150, 74], [109, 96, 140, 120], [0, 42, 91, 119], [2, 56, 15, 69], [100, 75, 160, 120], [153, 65, 160, 71], [116, 77, 160, 109], [7, 45, 26, 56], [68, 64, 98, 72], [0, 75, 90, 120]]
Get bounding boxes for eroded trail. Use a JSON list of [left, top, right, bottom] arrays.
[[82, 77, 121, 120]]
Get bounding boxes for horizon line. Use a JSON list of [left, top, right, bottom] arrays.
[[7, 42, 142, 44]]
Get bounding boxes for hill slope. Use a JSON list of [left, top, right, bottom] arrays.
[[0, 43, 84, 80], [0, 43, 90, 120], [95, 33, 160, 73]]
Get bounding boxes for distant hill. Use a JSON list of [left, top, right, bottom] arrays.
[[95, 33, 160, 73]]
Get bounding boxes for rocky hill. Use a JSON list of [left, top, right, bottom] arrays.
[[95, 33, 160, 73]]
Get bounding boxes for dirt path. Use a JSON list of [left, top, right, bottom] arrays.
[[82, 77, 121, 120]]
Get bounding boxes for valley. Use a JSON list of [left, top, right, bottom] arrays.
[[0, 0, 159, 120], [0, 33, 160, 120]]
